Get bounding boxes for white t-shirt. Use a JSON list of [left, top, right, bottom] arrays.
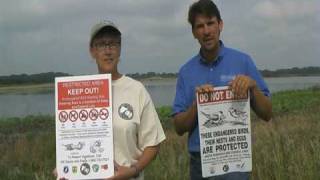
[[112, 75, 166, 179]]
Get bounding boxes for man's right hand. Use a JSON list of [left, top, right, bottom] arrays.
[[173, 84, 215, 136], [195, 84, 215, 94]]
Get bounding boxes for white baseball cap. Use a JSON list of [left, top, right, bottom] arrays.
[[90, 20, 121, 45]]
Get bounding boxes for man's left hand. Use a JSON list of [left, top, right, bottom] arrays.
[[228, 75, 257, 98]]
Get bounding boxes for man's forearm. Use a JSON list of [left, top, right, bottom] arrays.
[[251, 87, 272, 121], [173, 102, 197, 136]]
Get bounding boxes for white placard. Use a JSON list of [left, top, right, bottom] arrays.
[[197, 86, 252, 177], [55, 74, 114, 179]]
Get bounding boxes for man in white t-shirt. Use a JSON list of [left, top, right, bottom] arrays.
[[89, 20, 166, 180]]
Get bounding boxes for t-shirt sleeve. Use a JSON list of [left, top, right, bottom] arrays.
[[137, 88, 166, 150]]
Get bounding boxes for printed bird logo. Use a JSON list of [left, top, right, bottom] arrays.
[[63, 142, 85, 151], [228, 107, 248, 121], [201, 111, 226, 128]]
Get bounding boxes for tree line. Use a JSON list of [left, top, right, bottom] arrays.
[[260, 66, 320, 77], [0, 66, 319, 85], [0, 72, 70, 85]]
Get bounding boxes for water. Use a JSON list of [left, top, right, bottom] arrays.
[[0, 76, 319, 118]]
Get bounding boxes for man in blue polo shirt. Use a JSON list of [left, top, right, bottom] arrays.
[[172, 0, 272, 180]]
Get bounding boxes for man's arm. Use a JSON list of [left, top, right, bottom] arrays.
[[229, 75, 272, 121], [173, 101, 197, 136], [173, 84, 216, 135], [250, 85, 272, 121]]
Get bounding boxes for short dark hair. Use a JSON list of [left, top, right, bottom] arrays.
[[90, 26, 121, 47], [188, 0, 222, 28]]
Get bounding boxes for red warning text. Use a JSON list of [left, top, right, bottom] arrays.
[[58, 79, 110, 110]]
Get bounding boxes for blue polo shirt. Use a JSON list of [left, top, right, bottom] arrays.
[[173, 41, 270, 152]]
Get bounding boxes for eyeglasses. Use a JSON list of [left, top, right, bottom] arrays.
[[93, 41, 120, 50]]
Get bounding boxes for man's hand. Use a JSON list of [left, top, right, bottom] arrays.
[[229, 75, 272, 121], [229, 75, 256, 98], [173, 84, 215, 135], [195, 84, 215, 93]]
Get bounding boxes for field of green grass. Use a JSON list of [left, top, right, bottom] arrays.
[[0, 87, 320, 180]]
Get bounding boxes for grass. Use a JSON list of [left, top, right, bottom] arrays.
[[0, 88, 320, 179], [252, 107, 320, 180]]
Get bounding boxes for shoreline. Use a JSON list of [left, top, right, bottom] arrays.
[[0, 75, 319, 93], [0, 88, 319, 180], [0, 83, 54, 94]]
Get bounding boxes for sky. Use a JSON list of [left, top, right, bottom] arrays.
[[0, 0, 319, 76]]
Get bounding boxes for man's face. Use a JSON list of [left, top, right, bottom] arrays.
[[192, 15, 223, 52], [90, 36, 121, 74]]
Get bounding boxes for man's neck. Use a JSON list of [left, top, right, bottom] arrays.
[[200, 44, 220, 63]]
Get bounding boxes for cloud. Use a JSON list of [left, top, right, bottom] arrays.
[[0, 0, 319, 75], [253, 0, 318, 19]]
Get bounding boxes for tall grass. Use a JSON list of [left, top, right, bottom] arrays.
[[252, 109, 320, 180], [0, 115, 55, 180], [0, 88, 319, 179]]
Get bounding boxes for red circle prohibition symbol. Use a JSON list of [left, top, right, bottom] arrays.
[[59, 111, 68, 122], [89, 109, 99, 121], [99, 108, 109, 120], [69, 110, 78, 122], [79, 110, 88, 121]]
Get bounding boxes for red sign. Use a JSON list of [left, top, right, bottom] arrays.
[[198, 88, 248, 104], [58, 79, 110, 110]]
